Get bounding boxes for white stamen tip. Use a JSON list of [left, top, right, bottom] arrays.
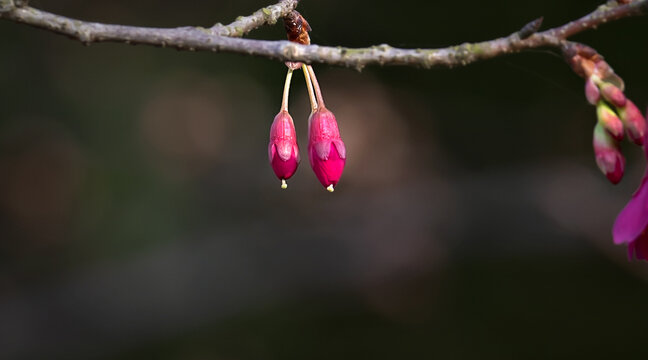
[[326, 184, 335, 192], [281, 179, 288, 189]]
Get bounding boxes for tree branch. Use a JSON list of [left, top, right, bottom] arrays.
[[0, 0, 646, 70]]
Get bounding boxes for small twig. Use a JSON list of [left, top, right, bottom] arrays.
[[0, 0, 646, 70], [215, 0, 300, 37], [0, 0, 300, 45], [517, 17, 544, 40]]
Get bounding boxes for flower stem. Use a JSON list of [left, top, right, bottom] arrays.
[[301, 64, 318, 112], [306, 65, 326, 108], [281, 68, 293, 112]]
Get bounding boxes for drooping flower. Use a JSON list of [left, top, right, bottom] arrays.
[[307, 107, 346, 192], [613, 128, 648, 260], [269, 110, 300, 189]]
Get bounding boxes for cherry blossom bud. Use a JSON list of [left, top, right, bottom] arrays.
[[269, 110, 300, 189], [307, 108, 346, 192], [593, 122, 625, 184], [599, 82, 626, 107], [617, 100, 646, 145], [593, 62, 625, 91], [596, 101, 624, 140], [585, 77, 600, 105]]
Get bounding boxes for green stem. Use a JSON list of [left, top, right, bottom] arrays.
[[281, 68, 293, 112], [306, 65, 326, 108], [302, 64, 318, 112]]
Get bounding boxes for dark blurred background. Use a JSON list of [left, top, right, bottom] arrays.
[[1, 0, 647, 359]]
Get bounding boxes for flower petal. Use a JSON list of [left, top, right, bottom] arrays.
[[309, 143, 345, 187], [332, 139, 346, 159], [268, 143, 276, 163], [313, 140, 332, 160], [293, 143, 301, 163], [276, 139, 293, 161], [628, 231, 648, 261], [613, 170, 648, 244]]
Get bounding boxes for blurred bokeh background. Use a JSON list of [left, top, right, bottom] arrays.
[[1, 0, 648, 359]]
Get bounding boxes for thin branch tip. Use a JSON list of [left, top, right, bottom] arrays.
[[518, 17, 544, 39]]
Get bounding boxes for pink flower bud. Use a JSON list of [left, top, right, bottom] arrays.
[[599, 82, 626, 107], [269, 110, 300, 188], [593, 123, 625, 184], [585, 77, 600, 105], [617, 100, 646, 145], [596, 102, 624, 140], [307, 108, 346, 192]]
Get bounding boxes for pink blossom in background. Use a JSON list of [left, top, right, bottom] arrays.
[[613, 117, 648, 260]]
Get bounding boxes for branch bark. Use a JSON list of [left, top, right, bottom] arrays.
[[0, 0, 646, 70]]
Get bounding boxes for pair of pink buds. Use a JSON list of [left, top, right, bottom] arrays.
[[268, 65, 346, 192]]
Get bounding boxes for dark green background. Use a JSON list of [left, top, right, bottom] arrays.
[[1, 0, 647, 359]]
